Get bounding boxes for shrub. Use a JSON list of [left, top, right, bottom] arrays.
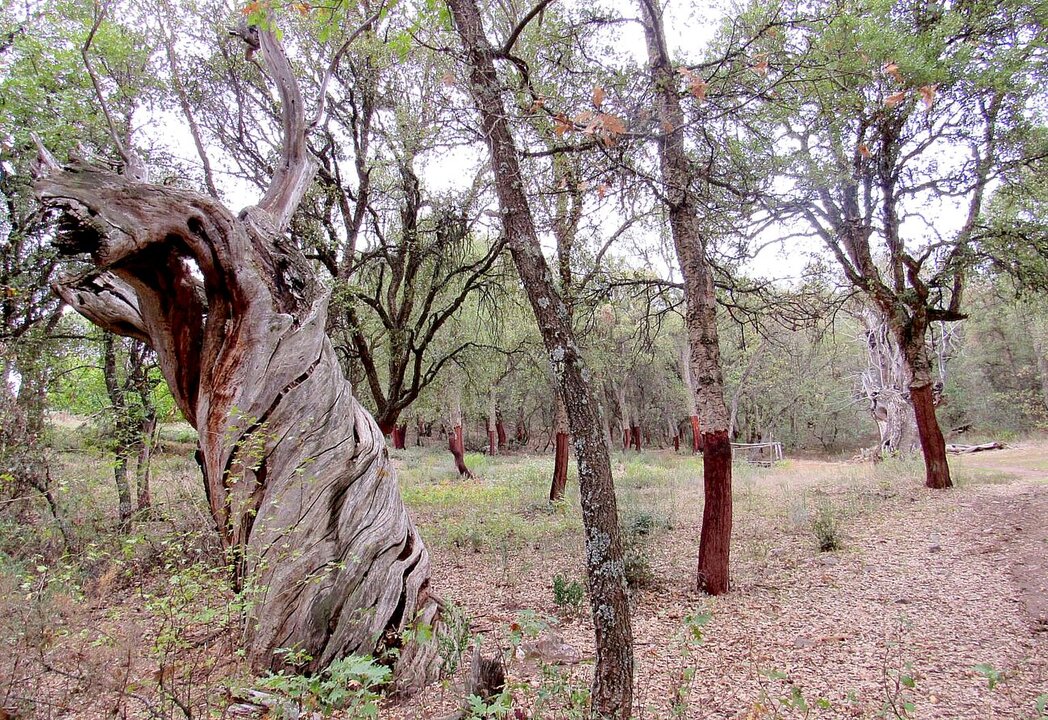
[[254, 653, 390, 718], [624, 547, 655, 589], [811, 503, 842, 552], [551, 574, 585, 614]]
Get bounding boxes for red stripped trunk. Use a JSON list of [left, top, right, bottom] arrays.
[[550, 431, 569, 502], [622, 428, 630, 450], [673, 434, 680, 452], [910, 384, 952, 489], [496, 417, 507, 450], [450, 425, 473, 478], [488, 429, 497, 456], [697, 430, 732, 594], [690, 416, 701, 454], [630, 425, 641, 452]]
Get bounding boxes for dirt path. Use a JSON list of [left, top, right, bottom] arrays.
[[955, 445, 1048, 630]]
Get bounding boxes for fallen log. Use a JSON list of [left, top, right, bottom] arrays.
[[946, 442, 1007, 454]]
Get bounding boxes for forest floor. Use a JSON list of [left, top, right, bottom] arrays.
[[2, 436, 1046, 719], [390, 443, 1048, 720]]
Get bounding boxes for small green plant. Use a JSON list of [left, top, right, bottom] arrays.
[[811, 502, 842, 552], [755, 668, 832, 717], [670, 611, 712, 717], [466, 689, 513, 718], [254, 653, 390, 718], [974, 662, 1005, 690], [552, 574, 585, 614], [534, 663, 589, 719]]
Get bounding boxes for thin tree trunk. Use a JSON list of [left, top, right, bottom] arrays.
[[135, 413, 156, 512], [487, 389, 498, 456], [102, 333, 134, 529], [495, 410, 508, 450], [550, 396, 569, 502], [446, 0, 634, 712], [690, 416, 702, 453], [640, 0, 732, 595]]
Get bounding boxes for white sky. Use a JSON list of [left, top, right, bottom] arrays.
[[137, 0, 969, 289]]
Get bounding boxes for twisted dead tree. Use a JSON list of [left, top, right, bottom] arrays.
[[33, 24, 441, 692]]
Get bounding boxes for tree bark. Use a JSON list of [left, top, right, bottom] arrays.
[[690, 416, 702, 453], [446, 0, 634, 713], [102, 333, 134, 530], [487, 389, 498, 456], [34, 28, 442, 689], [550, 396, 569, 502], [640, 0, 732, 595], [495, 411, 508, 450]]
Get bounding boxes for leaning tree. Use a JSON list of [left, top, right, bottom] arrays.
[[33, 21, 442, 690]]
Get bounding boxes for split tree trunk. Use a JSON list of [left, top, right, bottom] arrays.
[[446, 376, 473, 477], [641, 0, 732, 595], [446, 0, 634, 713], [34, 28, 442, 690]]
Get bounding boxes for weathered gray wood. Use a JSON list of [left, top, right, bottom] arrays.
[[946, 442, 1006, 454], [34, 26, 443, 693]]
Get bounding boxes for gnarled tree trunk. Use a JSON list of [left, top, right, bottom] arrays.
[[858, 309, 919, 456], [34, 27, 442, 692]]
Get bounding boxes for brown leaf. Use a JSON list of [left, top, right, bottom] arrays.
[[597, 183, 610, 199], [529, 97, 545, 113], [752, 54, 769, 76], [882, 62, 903, 83], [592, 86, 605, 108], [858, 143, 871, 159], [689, 76, 707, 101], [885, 91, 907, 108], [553, 114, 571, 137], [441, 71, 456, 87], [918, 84, 937, 111], [677, 67, 707, 101], [600, 113, 626, 135]]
